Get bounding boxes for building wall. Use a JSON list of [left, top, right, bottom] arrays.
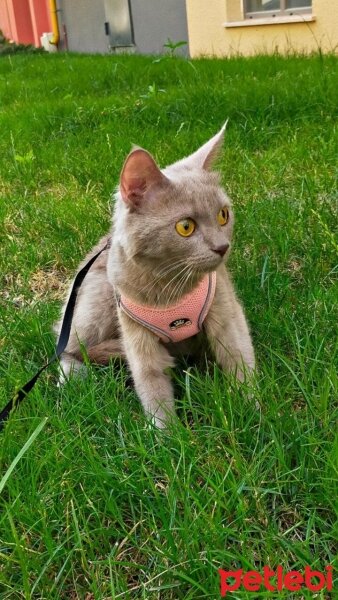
[[0, 0, 34, 44], [0, 0, 13, 40], [0, 0, 51, 46], [186, 0, 338, 57], [57, 0, 109, 53], [57, 0, 188, 55], [0, 0, 188, 55], [28, 0, 51, 47], [130, 0, 189, 55]]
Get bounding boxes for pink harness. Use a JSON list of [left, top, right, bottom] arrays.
[[118, 272, 216, 343]]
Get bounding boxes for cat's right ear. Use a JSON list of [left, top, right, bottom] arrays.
[[120, 148, 168, 209]]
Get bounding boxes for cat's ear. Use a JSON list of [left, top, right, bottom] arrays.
[[178, 122, 228, 171], [120, 148, 168, 209]]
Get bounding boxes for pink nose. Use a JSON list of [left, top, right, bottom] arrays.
[[212, 244, 229, 257]]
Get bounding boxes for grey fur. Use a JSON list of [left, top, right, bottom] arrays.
[[56, 126, 255, 427]]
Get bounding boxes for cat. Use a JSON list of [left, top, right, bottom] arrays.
[[56, 124, 255, 427]]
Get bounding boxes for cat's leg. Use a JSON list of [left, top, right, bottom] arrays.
[[205, 309, 255, 381], [83, 339, 125, 364], [58, 340, 124, 384], [55, 265, 120, 383], [119, 312, 175, 428], [204, 273, 255, 381], [58, 352, 87, 385]]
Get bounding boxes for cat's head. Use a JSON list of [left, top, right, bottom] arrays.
[[114, 124, 233, 275]]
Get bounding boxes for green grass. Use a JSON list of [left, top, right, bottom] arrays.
[[0, 52, 337, 599]]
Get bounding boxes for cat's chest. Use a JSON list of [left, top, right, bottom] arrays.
[[117, 272, 216, 344]]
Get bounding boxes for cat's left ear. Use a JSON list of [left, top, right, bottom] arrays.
[[120, 148, 168, 209], [180, 121, 228, 171]]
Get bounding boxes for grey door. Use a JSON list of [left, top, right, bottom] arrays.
[[58, 0, 109, 53], [58, 0, 133, 53], [104, 0, 134, 48], [58, 0, 188, 55]]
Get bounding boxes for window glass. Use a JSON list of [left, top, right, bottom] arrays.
[[286, 0, 312, 7], [246, 0, 280, 12]]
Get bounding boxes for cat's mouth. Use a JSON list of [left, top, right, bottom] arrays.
[[197, 246, 230, 272]]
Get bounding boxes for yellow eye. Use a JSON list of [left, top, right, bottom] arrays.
[[175, 218, 196, 237], [217, 207, 229, 226]]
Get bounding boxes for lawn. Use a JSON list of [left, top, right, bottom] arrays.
[[0, 51, 337, 599]]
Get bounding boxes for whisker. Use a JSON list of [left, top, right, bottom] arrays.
[[166, 263, 193, 306], [156, 264, 191, 306], [144, 266, 185, 302], [143, 258, 190, 301], [173, 265, 194, 304], [142, 258, 187, 293]]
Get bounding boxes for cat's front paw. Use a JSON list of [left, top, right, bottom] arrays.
[[58, 355, 87, 386], [153, 412, 170, 429], [144, 401, 176, 429]]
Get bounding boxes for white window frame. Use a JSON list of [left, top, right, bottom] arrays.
[[245, 0, 312, 20]]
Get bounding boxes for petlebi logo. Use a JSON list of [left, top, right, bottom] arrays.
[[219, 565, 333, 596]]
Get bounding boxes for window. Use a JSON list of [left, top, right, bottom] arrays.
[[245, 0, 312, 18]]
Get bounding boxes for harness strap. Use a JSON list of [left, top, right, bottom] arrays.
[[0, 241, 110, 433], [118, 272, 216, 343]]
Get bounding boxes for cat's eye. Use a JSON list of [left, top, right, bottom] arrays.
[[217, 207, 229, 226], [175, 218, 196, 237]]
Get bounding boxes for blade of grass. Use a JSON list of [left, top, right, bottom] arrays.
[[0, 417, 48, 494]]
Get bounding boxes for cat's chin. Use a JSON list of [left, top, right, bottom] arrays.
[[197, 257, 228, 273]]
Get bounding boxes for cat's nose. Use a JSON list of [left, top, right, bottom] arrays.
[[212, 244, 229, 257]]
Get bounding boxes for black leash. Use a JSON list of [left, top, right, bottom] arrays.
[[0, 241, 110, 433]]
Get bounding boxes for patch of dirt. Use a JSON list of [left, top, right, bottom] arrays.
[[30, 267, 69, 301]]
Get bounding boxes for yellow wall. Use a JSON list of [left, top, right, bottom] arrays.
[[186, 0, 338, 57]]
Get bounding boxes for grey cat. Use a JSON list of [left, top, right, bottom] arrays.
[[56, 125, 255, 427]]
